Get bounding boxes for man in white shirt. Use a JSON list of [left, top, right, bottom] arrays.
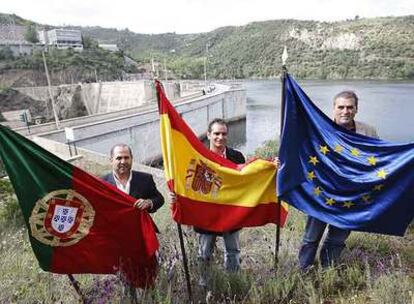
[[103, 143, 164, 213]]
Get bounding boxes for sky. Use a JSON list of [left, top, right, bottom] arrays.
[[2, 0, 413, 34]]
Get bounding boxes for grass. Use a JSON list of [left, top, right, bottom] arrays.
[[0, 162, 413, 303]]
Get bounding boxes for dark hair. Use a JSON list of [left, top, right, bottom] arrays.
[[110, 144, 133, 158], [333, 91, 359, 108], [208, 118, 227, 132]]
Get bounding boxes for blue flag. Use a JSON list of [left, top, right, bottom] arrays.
[[277, 74, 414, 236]]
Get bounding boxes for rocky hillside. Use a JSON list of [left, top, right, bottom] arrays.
[[79, 16, 414, 79]]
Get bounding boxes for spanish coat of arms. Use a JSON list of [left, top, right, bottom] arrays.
[[185, 159, 222, 197]]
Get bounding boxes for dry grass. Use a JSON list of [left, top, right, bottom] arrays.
[[0, 159, 413, 303]]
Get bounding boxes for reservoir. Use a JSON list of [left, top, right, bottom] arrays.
[[231, 79, 414, 155]]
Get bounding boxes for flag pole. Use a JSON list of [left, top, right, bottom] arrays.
[[275, 47, 288, 268], [154, 79, 193, 303], [67, 274, 86, 303], [176, 223, 193, 302]]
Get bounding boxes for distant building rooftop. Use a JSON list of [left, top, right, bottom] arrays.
[[99, 44, 119, 52]]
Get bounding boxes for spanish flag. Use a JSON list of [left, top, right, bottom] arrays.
[[157, 81, 287, 232]]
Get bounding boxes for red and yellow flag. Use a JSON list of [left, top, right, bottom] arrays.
[[156, 81, 287, 232]]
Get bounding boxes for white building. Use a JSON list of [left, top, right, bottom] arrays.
[[38, 29, 83, 51], [98, 44, 119, 52]]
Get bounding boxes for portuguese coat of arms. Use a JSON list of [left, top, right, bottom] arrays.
[[29, 189, 95, 247]]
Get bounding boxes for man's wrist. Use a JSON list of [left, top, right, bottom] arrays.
[[147, 199, 153, 210]]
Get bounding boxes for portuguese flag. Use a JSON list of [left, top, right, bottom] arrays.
[[156, 81, 288, 232], [0, 124, 159, 288]]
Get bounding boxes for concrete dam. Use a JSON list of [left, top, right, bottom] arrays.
[[31, 81, 246, 165]]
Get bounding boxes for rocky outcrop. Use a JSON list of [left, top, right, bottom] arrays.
[[54, 85, 88, 120], [288, 26, 360, 50]]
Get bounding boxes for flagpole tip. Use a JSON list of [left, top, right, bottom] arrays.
[[282, 46, 288, 67]]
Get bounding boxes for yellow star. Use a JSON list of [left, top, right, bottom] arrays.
[[308, 156, 319, 166], [307, 171, 316, 181], [373, 184, 384, 191], [367, 156, 378, 166], [320, 145, 330, 155], [377, 169, 387, 179], [351, 148, 360, 157], [313, 187, 322, 196], [343, 201, 355, 208], [334, 144, 344, 153], [325, 198, 336, 206], [362, 194, 371, 203]]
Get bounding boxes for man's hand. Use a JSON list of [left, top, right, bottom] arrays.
[[168, 192, 177, 204], [134, 199, 153, 210], [273, 157, 281, 169]]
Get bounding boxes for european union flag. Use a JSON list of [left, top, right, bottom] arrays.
[[277, 74, 414, 236]]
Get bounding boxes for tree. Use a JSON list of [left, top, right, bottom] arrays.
[[82, 36, 98, 49], [24, 23, 39, 44], [0, 47, 14, 60]]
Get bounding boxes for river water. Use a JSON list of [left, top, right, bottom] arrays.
[[230, 79, 414, 155]]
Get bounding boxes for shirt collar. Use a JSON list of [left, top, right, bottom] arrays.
[[113, 171, 132, 194], [212, 147, 227, 158]]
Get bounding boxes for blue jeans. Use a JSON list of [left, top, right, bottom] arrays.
[[299, 216, 350, 270], [198, 231, 240, 271]]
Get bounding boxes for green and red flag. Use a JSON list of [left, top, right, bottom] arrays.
[[0, 124, 159, 288]]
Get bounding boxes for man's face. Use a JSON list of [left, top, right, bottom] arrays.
[[333, 97, 358, 127], [111, 146, 132, 177], [207, 123, 228, 151]]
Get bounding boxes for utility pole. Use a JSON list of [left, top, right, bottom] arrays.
[[151, 57, 155, 79], [42, 51, 60, 129], [204, 44, 208, 91], [164, 58, 168, 82]]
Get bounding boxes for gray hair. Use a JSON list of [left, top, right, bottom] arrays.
[[333, 91, 359, 108]]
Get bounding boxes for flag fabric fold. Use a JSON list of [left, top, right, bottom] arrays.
[[0, 124, 159, 288], [277, 73, 414, 236], [156, 80, 287, 232]]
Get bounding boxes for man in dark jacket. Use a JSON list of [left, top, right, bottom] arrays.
[[169, 119, 245, 286], [103, 143, 164, 302], [103, 143, 164, 213]]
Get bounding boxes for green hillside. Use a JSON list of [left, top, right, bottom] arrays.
[[79, 16, 414, 80], [1, 13, 414, 80], [0, 13, 28, 26]]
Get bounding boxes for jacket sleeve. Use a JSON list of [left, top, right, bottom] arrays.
[[147, 175, 164, 213], [237, 151, 246, 164], [227, 148, 246, 164]]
